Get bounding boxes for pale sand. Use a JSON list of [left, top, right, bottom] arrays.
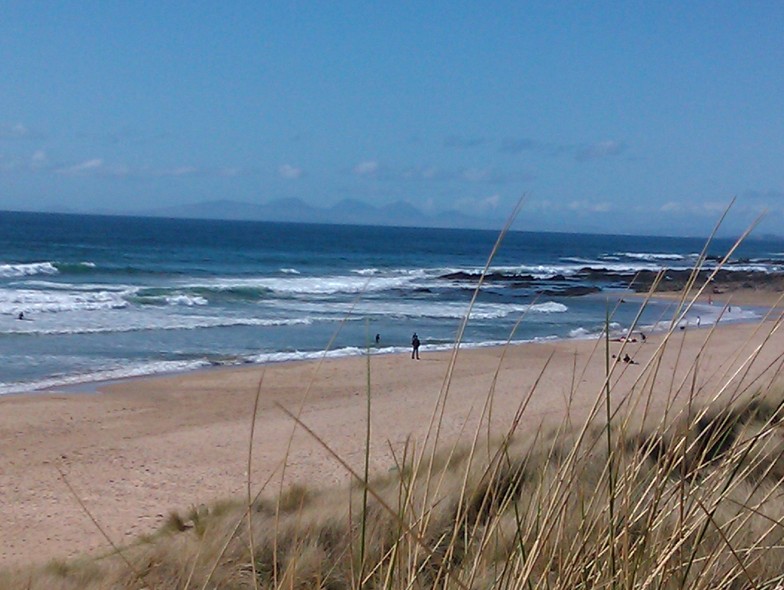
[[2, 299, 784, 568]]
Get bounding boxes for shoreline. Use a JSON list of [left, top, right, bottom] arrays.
[[5, 288, 782, 400], [3, 311, 784, 568]]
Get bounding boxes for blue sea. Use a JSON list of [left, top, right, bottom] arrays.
[[1, 210, 782, 395]]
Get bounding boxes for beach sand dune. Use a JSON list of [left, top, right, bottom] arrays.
[[2, 311, 784, 567]]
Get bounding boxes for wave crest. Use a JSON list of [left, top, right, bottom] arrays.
[[0, 262, 58, 278]]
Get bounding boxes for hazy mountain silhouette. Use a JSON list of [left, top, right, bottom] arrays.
[[138, 198, 501, 230]]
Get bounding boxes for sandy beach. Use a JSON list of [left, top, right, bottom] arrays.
[[2, 292, 784, 569]]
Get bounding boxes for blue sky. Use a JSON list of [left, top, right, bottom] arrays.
[[1, 2, 782, 236]]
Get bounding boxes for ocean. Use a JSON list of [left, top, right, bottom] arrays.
[[1, 210, 781, 396]]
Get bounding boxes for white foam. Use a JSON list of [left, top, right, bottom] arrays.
[[15, 281, 133, 292], [279, 268, 301, 274], [568, 327, 592, 338], [2, 339, 550, 393], [616, 252, 686, 262], [560, 257, 604, 265], [164, 294, 208, 306], [2, 314, 315, 336], [0, 262, 58, 278], [568, 321, 625, 340], [439, 265, 577, 280], [248, 346, 367, 364], [246, 338, 554, 365], [0, 359, 211, 396], [0, 288, 129, 314], [186, 274, 425, 296], [450, 258, 784, 280], [688, 303, 761, 325], [721, 264, 784, 273], [269, 299, 567, 321]]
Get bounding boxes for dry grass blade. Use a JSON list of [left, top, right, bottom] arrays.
[[55, 465, 150, 589], [246, 369, 265, 590]]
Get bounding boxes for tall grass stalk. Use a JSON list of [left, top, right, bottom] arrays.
[[603, 303, 617, 585], [245, 368, 266, 590], [360, 321, 373, 583]]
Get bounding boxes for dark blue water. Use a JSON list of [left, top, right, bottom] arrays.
[[1, 211, 781, 394]]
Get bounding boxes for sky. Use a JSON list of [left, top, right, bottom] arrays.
[[0, 2, 782, 237]]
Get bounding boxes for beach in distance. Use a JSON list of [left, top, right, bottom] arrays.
[[4, 211, 784, 567]]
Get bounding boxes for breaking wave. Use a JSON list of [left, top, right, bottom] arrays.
[[0, 262, 59, 278]]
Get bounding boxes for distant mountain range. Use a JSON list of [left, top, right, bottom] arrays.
[[137, 198, 504, 230]]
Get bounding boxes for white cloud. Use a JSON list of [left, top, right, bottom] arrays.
[[660, 202, 682, 213], [499, 137, 538, 154], [568, 200, 612, 213], [525, 199, 555, 212], [699, 201, 728, 215], [30, 150, 48, 168], [278, 164, 303, 179], [56, 158, 132, 177], [54, 159, 249, 179], [660, 200, 737, 217], [401, 165, 442, 181], [455, 193, 502, 213], [461, 167, 490, 182], [353, 160, 379, 176], [164, 166, 198, 177], [0, 150, 49, 173], [575, 140, 626, 161], [27, 150, 50, 172], [459, 166, 523, 184], [57, 159, 104, 175], [0, 122, 30, 139]]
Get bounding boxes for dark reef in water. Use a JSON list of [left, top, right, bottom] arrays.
[[538, 285, 602, 297], [627, 269, 784, 293], [439, 267, 784, 297]]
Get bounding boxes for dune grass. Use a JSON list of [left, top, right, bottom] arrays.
[[4, 217, 784, 588], [5, 381, 784, 589]]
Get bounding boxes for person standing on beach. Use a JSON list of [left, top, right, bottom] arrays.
[[411, 332, 420, 360]]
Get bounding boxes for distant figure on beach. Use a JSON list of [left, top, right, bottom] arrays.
[[17, 312, 24, 320], [411, 333, 420, 360], [623, 353, 637, 365], [640, 332, 647, 342], [375, 333, 380, 345], [697, 316, 701, 328]]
